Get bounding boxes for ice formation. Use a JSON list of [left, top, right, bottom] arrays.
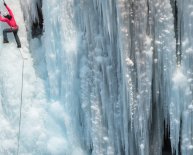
[[0, 0, 192, 155]]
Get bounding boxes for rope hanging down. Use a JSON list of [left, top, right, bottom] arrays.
[[17, 48, 26, 155]]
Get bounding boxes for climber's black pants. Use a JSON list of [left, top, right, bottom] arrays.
[[3, 28, 21, 47]]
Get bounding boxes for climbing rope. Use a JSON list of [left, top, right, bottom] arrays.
[[17, 48, 26, 155]]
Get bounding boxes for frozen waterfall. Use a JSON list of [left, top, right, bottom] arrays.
[[0, 0, 192, 155]]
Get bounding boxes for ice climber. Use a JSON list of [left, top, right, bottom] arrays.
[[0, 1, 21, 48]]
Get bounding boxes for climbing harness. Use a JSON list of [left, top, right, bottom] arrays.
[[17, 48, 27, 155]]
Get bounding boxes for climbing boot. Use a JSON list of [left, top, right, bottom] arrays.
[[3, 40, 9, 43]]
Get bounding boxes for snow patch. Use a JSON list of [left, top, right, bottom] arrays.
[[47, 137, 67, 155]]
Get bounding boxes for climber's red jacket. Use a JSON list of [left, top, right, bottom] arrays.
[[0, 5, 18, 29]]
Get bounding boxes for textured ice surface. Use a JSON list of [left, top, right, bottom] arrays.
[[1, 0, 193, 155]]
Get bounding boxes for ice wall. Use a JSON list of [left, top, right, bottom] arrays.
[[40, 0, 86, 154], [20, 0, 42, 30], [19, 0, 193, 155], [173, 0, 193, 154], [74, 0, 176, 155], [20, 0, 86, 154]]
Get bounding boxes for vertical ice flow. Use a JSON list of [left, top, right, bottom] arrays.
[[1, 0, 193, 155]]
